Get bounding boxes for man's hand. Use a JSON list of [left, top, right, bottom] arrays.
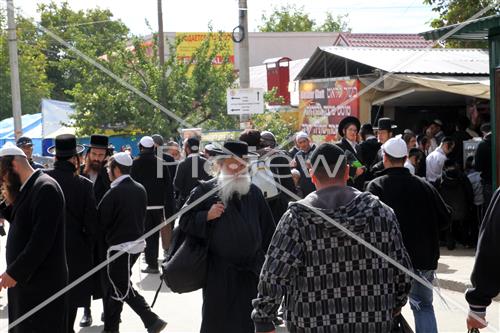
[[207, 202, 225, 221], [355, 167, 365, 176], [467, 310, 487, 329], [0, 272, 17, 290]]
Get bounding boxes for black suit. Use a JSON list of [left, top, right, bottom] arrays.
[[174, 154, 211, 207], [357, 137, 381, 169], [4, 170, 68, 333], [98, 176, 159, 331], [46, 161, 98, 331], [336, 138, 365, 190], [131, 150, 175, 268], [80, 164, 111, 204]]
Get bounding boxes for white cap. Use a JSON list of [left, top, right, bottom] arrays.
[[0, 142, 27, 158], [113, 152, 133, 166], [382, 135, 408, 158], [295, 132, 309, 140], [139, 136, 154, 148]]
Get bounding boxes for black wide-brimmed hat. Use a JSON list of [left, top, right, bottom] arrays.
[[337, 116, 361, 137], [47, 134, 85, 157], [212, 140, 256, 158], [84, 134, 109, 149], [374, 117, 397, 131]]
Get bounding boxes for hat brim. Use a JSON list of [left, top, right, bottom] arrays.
[[47, 144, 85, 157], [374, 125, 398, 130], [84, 144, 109, 150], [337, 116, 361, 137]]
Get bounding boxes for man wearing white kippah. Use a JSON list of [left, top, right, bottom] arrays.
[[0, 142, 67, 332], [99, 152, 167, 333], [366, 136, 451, 333]]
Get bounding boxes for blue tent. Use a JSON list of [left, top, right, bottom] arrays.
[[0, 113, 43, 154]]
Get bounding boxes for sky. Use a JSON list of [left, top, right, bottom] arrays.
[[5, 0, 438, 36]]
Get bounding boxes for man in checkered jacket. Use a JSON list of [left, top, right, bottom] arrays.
[[252, 143, 412, 333]]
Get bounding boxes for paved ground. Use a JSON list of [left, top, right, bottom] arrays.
[[0, 235, 498, 332]]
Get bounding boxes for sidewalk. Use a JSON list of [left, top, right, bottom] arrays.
[[437, 247, 476, 294]]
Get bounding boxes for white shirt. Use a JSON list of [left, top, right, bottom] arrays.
[[426, 147, 447, 182], [404, 160, 415, 175], [110, 174, 130, 188]]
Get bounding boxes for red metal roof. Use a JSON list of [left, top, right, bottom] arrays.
[[334, 33, 435, 49]]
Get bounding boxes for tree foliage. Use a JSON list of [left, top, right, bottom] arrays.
[[0, 10, 52, 119], [37, 1, 130, 100], [423, 0, 500, 48], [259, 4, 350, 32], [69, 31, 237, 137]]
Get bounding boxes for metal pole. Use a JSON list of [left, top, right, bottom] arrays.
[[238, 0, 250, 128], [157, 0, 165, 67], [6, 0, 22, 139]]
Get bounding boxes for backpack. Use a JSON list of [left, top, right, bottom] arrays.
[[250, 157, 280, 200]]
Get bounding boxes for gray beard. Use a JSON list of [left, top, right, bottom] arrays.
[[217, 172, 251, 206]]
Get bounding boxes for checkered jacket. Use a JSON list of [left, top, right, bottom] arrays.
[[252, 192, 412, 333]]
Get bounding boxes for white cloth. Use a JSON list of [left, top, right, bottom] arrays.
[[404, 160, 416, 175], [426, 147, 447, 182], [107, 240, 146, 302], [110, 174, 130, 188]]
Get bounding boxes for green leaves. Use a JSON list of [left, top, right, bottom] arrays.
[[258, 4, 350, 32]]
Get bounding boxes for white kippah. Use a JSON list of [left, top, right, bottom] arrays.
[[113, 152, 133, 166], [0, 142, 27, 158], [295, 132, 309, 140], [139, 136, 154, 148], [382, 135, 408, 158]]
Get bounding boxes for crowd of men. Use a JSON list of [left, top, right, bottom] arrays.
[[0, 112, 497, 333]]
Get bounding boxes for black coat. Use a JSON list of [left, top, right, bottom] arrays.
[[162, 152, 178, 184], [336, 138, 366, 190], [179, 179, 275, 333], [357, 137, 381, 169], [465, 188, 500, 311], [98, 176, 147, 247], [474, 133, 492, 184], [366, 167, 451, 270], [174, 154, 211, 204], [81, 164, 111, 204], [131, 150, 175, 218], [45, 160, 98, 307], [4, 170, 68, 333], [436, 168, 474, 222], [293, 145, 317, 197]]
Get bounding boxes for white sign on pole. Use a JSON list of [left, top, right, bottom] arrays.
[[227, 88, 265, 115]]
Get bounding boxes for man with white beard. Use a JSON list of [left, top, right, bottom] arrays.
[[179, 140, 276, 333]]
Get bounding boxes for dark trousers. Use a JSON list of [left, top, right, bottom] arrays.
[[68, 307, 78, 333], [104, 253, 158, 331], [145, 209, 164, 268]]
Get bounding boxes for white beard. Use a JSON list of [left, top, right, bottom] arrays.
[[217, 171, 251, 205]]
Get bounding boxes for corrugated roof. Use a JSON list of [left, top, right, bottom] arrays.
[[334, 33, 434, 48], [296, 46, 489, 80], [421, 14, 500, 41]]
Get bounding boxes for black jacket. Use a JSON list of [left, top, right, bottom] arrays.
[[131, 150, 175, 218], [98, 177, 147, 247], [293, 145, 317, 197], [336, 138, 366, 190], [357, 137, 381, 168], [474, 133, 492, 184], [81, 164, 111, 204], [436, 168, 474, 222], [466, 188, 500, 312], [4, 170, 68, 333], [45, 161, 98, 307], [366, 167, 451, 270], [174, 154, 211, 203], [162, 152, 178, 184]]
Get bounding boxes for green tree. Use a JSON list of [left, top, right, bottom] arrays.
[[423, 0, 500, 47], [316, 13, 350, 32], [69, 31, 237, 138], [259, 4, 349, 32], [0, 11, 52, 119], [37, 1, 130, 100]]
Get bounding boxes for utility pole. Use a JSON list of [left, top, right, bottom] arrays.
[[157, 0, 165, 67], [6, 0, 22, 139], [238, 0, 250, 128]]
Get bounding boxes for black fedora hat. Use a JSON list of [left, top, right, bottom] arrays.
[[337, 116, 361, 137], [374, 117, 397, 131], [212, 140, 256, 158], [84, 134, 109, 149], [47, 134, 85, 157]]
